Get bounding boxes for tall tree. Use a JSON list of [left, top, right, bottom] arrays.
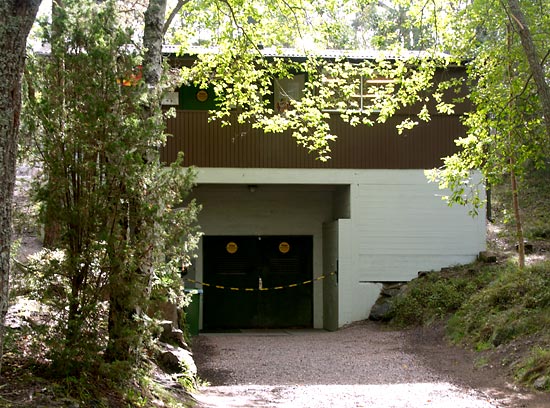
[[0, 0, 42, 373], [506, 0, 550, 138], [26, 0, 199, 370], [352, 0, 438, 50], [421, 0, 550, 267]]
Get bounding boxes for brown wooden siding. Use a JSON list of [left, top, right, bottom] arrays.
[[161, 111, 462, 169]]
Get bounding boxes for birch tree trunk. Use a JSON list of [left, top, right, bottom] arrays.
[[0, 0, 42, 373]]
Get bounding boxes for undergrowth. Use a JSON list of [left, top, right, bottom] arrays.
[[390, 264, 497, 326], [390, 261, 550, 391], [448, 261, 550, 389], [491, 165, 550, 246]]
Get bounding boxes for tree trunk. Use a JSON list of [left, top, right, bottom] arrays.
[[510, 160, 525, 269], [42, 0, 64, 249], [0, 0, 42, 374], [105, 0, 168, 362], [507, 0, 550, 138], [143, 0, 167, 90]]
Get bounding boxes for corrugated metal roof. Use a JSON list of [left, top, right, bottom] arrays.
[[163, 45, 450, 60], [34, 43, 448, 61]]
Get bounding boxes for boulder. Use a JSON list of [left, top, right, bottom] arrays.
[[381, 283, 406, 298], [159, 322, 188, 350], [158, 342, 197, 375], [478, 251, 497, 263], [533, 376, 549, 391], [369, 297, 393, 321]]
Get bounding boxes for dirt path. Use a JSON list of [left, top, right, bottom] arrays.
[[190, 321, 548, 408]]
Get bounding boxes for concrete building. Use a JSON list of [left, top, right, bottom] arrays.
[[161, 50, 486, 331]]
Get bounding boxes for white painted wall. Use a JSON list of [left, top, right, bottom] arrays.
[[191, 168, 486, 328], [352, 174, 486, 282]]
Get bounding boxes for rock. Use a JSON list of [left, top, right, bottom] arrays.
[[515, 242, 534, 254], [159, 320, 189, 350], [370, 283, 407, 321], [478, 251, 497, 263], [380, 283, 406, 298], [533, 376, 549, 391], [6, 297, 52, 329], [369, 298, 393, 321], [160, 325, 189, 350], [158, 342, 197, 375], [150, 300, 180, 327], [418, 271, 436, 278]]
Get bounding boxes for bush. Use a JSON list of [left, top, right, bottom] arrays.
[[390, 265, 496, 326], [448, 262, 550, 350]]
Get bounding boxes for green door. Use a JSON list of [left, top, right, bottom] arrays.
[[203, 236, 313, 329]]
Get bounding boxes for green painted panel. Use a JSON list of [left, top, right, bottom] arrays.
[[179, 85, 217, 110]]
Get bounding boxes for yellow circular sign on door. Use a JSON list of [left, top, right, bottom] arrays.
[[196, 89, 209, 102], [226, 242, 238, 254], [279, 242, 290, 254]]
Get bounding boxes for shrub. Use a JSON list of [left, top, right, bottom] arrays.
[[390, 265, 495, 326]]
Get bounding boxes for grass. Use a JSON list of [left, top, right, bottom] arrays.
[[390, 264, 497, 326]]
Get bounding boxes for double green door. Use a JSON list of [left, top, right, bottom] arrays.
[[203, 235, 313, 329]]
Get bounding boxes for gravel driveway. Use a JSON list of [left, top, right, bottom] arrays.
[[190, 321, 544, 408]]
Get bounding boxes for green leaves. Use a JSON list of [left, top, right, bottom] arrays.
[[24, 0, 200, 370], [178, 46, 457, 159]]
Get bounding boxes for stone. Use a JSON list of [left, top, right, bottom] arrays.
[[478, 251, 497, 263], [158, 342, 197, 375], [380, 282, 406, 297], [160, 326, 188, 350], [159, 320, 189, 350], [533, 376, 549, 391], [417, 271, 436, 278], [369, 298, 393, 321], [150, 301, 180, 327]]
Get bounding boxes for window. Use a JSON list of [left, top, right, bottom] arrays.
[[324, 74, 395, 113], [273, 74, 306, 113]]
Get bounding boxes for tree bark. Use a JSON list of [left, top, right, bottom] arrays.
[[510, 160, 525, 269], [507, 0, 550, 138], [0, 0, 42, 373], [105, 0, 168, 362], [163, 0, 190, 35], [143, 0, 168, 89]]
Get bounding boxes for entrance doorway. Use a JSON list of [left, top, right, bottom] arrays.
[[203, 235, 313, 329]]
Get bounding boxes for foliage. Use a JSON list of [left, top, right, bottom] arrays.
[[516, 347, 550, 390], [23, 0, 200, 377], [181, 52, 459, 160], [390, 264, 496, 326], [390, 256, 550, 390], [420, 0, 550, 248], [447, 262, 550, 347], [445, 261, 550, 389], [351, 0, 441, 50], [163, 0, 466, 160]]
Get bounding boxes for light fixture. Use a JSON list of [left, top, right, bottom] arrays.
[[248, 185, 258, 193]]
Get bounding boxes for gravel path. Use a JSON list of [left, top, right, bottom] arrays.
[[190, 321, 523, 408]]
